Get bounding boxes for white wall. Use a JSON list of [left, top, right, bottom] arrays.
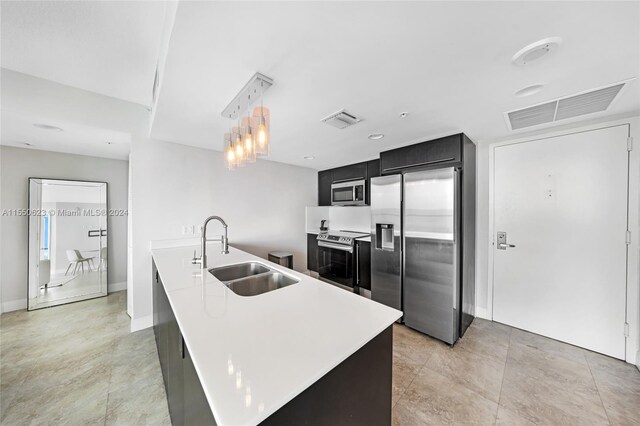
[[129, 138, 317, 330], [476, 115, 640, 364], [0, 146, 128, 312]]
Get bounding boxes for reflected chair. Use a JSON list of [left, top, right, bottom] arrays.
[[65, 250, 95, 275]]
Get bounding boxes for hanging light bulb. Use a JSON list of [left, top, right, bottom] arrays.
[[233, 126, 245, 166], [243, 114, 256, 163], [254, 81, 270, 157], [253, 106, 270, 157], [224, 133, 236, 170]]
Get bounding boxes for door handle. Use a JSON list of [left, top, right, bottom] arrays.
[[497, 232, 515, 250], [497, 243, 516, 249]]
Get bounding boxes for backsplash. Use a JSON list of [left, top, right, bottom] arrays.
[[306, 206, 371, 234]]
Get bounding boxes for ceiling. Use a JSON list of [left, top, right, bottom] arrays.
[[2, 1, 639, 168], [1, 69, 148, 160], [1, 0, 167, 106]]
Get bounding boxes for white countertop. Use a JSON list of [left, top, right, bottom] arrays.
[[151, 244, 402, 426]]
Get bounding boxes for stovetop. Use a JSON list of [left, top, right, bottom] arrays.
[[317, 230, 370, 245]]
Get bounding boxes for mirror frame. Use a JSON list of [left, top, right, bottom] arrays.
[[27, 177, 109, 310]]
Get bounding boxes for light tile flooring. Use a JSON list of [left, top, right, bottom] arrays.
[[1, 291, 170, 425], [1, 292, 639, 425], [392, 320, 640, 425]]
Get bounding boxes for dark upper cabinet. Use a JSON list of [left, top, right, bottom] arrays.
[[356, 240, 371, 290], [380, 134, 462, 173], [365, 159, 380, 205], [318, 170, 332, 206], [318, 160, 380, 206], [331, 162, 367, 183], [307, 234, 318, 272]]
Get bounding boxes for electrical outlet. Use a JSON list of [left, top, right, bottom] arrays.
[[181, 226, 187, 235], [187, 225, 195, 235]]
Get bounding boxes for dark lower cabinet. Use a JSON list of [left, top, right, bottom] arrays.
[[356, 240, 371, 290], [153, 261, 216, 426], [167, 317, 184, 424], [307, 233, 318, 272], [184, 345, 216, 425]]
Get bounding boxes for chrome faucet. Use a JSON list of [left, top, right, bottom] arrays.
[[192, 215, 229, 270]]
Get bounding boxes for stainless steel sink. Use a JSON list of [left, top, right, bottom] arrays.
[[226, 272, 298, 297], [209, 262, 270, 282], [208, 262, 298, 296]]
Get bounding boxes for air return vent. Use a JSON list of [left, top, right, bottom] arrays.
[[321, 109, 363, 129], [508, 101, 557, 130], [505, 80, 632, 131]]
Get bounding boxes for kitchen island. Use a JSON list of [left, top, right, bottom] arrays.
[[151, 243, 402, 426]]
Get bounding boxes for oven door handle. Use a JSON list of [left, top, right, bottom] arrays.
[[317, 241, 354, 253]]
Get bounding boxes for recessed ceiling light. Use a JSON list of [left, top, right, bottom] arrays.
[[33, 123, 63, 132], [512, 37, 562, 66], [368, 133, 384, 140], [515, 84, 545, 98], [303, 156, 315, 160], [399, 112, 409, 118]]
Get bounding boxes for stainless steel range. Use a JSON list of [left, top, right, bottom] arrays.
[[317, 230, 369, 291]]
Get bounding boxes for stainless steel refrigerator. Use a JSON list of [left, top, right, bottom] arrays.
[[371, 165, 475, 344]]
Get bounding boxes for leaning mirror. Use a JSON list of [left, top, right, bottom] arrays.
[[28, 178, 108, 310]]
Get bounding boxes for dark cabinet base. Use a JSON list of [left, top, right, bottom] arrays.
[[153, 261, 217, 426]]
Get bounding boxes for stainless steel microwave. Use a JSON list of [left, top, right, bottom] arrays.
[[331, 179, 366, 206]]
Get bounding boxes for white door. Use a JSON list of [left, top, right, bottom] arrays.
[[493, 125, 629, 359]]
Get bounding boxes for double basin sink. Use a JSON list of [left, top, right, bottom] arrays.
[[209, 262, 298, 296]]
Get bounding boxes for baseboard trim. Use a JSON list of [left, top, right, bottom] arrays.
[[108, 281, 127, 293], [475, 306, 490, 320], [1, 298, 27, 313], [130, 314, 153, 332]]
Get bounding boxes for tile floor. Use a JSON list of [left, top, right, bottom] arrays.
[[392, 320, 640, 425], [1, 291, 639, 425], [1, 291, 170, 425]]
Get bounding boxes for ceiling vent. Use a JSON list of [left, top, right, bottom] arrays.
[[505, 80, 632, 131], [321, 109, 363, 129]]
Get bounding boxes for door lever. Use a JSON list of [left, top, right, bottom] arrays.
[[497, 232, 515, 250]]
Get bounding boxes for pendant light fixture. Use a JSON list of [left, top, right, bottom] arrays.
[[224, 133, 235, 170], [221, 73, 273, 170], [243, 112, 256, 163], [233, 125, 245, 165], [254, 80, 270, 157]]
